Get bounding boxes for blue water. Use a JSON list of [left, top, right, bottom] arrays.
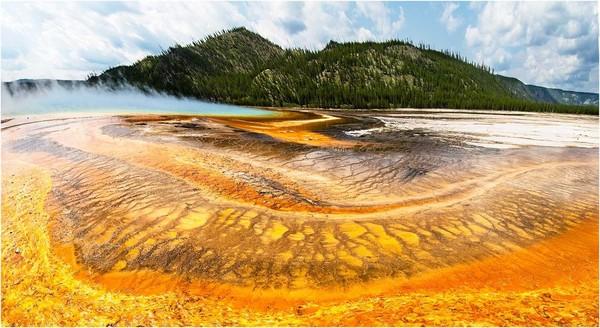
[[2, 85, 274, 117]]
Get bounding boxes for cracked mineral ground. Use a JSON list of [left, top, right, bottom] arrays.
[[2, 108, 598, 326]]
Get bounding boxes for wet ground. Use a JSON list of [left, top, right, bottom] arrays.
[[2, 108, 598, 326]]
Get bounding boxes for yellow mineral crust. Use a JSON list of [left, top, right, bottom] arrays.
[[1, 110, 598, 326]]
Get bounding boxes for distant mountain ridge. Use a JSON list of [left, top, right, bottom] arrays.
[[6, 28, 597, 114], [496, 75, 598, 107], [524, 85, 598, 106]]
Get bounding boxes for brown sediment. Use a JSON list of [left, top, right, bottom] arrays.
[[38, 114, 595, 216], [2, 110, 598, 326], [2, 164, 597, 326], [49, 215, 598, 308]]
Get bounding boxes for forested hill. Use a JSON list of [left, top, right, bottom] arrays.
[[90, 27, 598, 114]]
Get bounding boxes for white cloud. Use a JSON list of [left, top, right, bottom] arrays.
[[1, 1, 406, 81], [245, 2, 356, 50], [440, 3, 461, 32], [356, 2, 405, 40], [357, 27, 375, 42], [466, 2, 598, 92]]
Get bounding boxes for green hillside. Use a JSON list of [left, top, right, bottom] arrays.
[[91, 27, 598, 114]]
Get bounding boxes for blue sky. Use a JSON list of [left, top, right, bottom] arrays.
[[1, 1, 598, 92]]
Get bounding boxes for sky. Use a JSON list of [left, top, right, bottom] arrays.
[[1, 1, 598, 93]]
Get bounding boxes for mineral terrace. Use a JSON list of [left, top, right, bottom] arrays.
[[2, 109, 598, 326]]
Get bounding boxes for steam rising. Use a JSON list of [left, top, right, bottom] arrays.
[[1, 80, 269, 117]]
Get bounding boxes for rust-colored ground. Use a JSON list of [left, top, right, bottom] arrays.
[[1, 110, 598, 326]]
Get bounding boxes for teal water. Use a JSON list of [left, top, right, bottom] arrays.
[[2, 86, 274, 117]]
